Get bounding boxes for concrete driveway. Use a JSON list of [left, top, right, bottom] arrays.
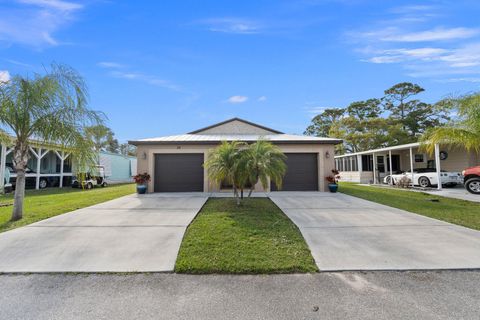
[[0, 193, 208, 272], [270, 192, 480, 271]]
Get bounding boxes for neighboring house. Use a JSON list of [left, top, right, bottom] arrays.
[[0, 141, 136, 191], [99, 151, 137, 184], [334, 142, 479, 190], [129, 118, 342, 193]]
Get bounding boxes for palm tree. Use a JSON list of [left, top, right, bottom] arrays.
[[204, 140, 287, 203], [422, 93, 480, 153], [244, 140, 286, 197], [0, 64, 103, 221], [85, 124, 118, 153], [204, 141, 245, 202]]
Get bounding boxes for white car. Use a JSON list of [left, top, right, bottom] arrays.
[[383, 168, 462, 188]]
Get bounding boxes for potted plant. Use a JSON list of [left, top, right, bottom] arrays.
[[326, 169, 340, 193], [133, 172, 151, 194]]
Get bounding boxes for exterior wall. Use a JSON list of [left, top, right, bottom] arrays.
[[338, 171, 373, 184], [99, 152, 136, 183], [397, 146, 478, 172], [136, 143, 336, 193], [335, 145, 480, 186], [195, 120, 275, 135]]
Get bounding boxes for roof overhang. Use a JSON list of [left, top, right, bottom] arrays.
[[334, 142, 423, 158], [129, 139, 343, 146]]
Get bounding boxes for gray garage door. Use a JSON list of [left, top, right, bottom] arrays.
[[154, 154, 204, 192], [271, 153, 318, 191]]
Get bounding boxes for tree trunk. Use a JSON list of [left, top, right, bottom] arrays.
[[240, 189, 244, 199], [248, 188, 254, 197], [11, 143, 29, 222]]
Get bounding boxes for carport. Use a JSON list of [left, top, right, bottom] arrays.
[[335, 142, 446, 190]]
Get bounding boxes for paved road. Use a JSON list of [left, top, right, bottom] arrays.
[[0, 193, 208, 272], [270, 192, 480, 271], [1, 271, 479, 320]]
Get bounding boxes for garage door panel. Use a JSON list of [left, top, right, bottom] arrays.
[[271, 153, 318, 191], [154, 154, 204, 192]]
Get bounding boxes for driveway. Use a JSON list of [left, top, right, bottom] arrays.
[[270, 192, 480, 271], [0, 193, 208, 272], [422, 185, 480, 203]]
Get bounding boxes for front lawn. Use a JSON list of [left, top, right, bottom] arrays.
[[339, 182, 480, 231], [0, 183, 136, 233], [175, 198, 318, 274]]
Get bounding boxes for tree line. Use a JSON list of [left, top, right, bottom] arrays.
[[304, 82, 451, 153], [85, 124, 136, 156]]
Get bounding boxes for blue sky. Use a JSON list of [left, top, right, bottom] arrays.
[[1, 0, 480, 142]]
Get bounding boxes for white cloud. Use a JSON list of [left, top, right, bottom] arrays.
[[0, 0, 83, 47], [381, 27, 479, 42], [389, 5, 434, 14], [199, 18, 261, 34], [257, 96, 267, 102], [110, 71, 181, 91], [4, 59, 32, 68], [18, 0, 82, 11], [0, 71, 10, 82], [356, 27, 479, 43], [437, 77, 480, 83], [365, 47, 450, 64], [226, 95, 248, 103], [97, 62, 125, 69], [349, 4, 480, 80]]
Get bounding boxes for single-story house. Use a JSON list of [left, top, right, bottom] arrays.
[[129, 118, 342, 193], [99, 151, 137, 184], [334, 142, 479, 190], [0, 141, 136, 191]]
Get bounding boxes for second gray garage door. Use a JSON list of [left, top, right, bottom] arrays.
[[271, 153, 318, 191], [154, 154, 204, 192]]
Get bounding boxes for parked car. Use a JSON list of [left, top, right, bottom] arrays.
[[6, 165, 57, 190], [384, 168, 462, 188], [72, 166, 108, 189], [462, 166, 480, 194]]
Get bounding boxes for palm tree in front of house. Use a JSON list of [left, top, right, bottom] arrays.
[[204, 141, 245, 201], [244, 140, 287, 197], [0, 64, 104, 221], [204, 140, 287, 203], [421, 93, 480, 153]]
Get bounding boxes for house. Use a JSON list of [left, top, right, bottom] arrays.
[[129, 118, 342, 193], [0, 141, 136, 191], [99, 151, 137, 184], [334, 142, 479, 190]]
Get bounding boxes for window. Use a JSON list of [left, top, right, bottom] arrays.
[[362, 155, 373, 172], [415, 154, 424, 163], [377, 156, 385, 173]]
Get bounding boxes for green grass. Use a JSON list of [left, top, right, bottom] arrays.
[[175, 198, 318, 274], [0, 183, 136, 233], [339, 182, 480, 231]]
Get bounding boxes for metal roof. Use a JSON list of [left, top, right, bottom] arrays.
[[129, 133, 342, 145], [334, 142, 422, 158]]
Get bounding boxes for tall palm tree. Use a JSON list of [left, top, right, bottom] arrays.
[[0, 64, 103, 221], [204, 141, 245, 201], [244, 140, 286, 197], [422, 93, 480, 153]]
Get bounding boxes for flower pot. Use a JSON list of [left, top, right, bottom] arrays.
[[137, 184, 147, 194], [328, 183, 338, 193]]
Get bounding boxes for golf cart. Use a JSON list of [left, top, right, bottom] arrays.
[[72, 165, 108, 189]]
